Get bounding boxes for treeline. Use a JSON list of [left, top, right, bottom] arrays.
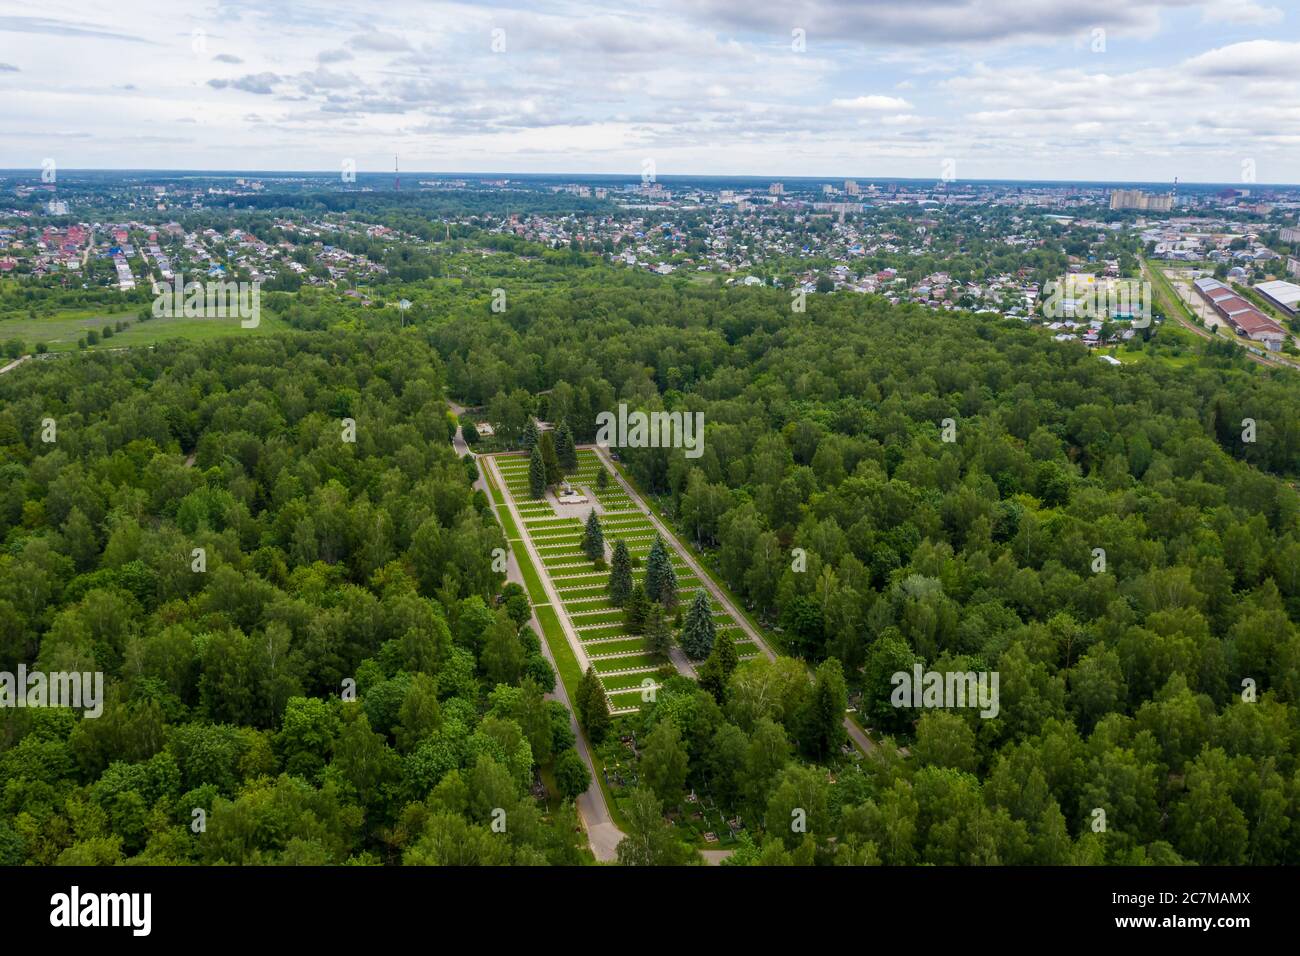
[[0, 334, 589, 865]]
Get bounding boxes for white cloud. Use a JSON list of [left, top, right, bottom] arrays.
[[0, 0, 1295, 181], [1184, 40, 1300, 77], [1199, 0, 1285, 25], [831, 94, 912, 110]]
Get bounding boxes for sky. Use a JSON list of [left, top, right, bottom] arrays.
[[1, 0, 1299, 183]]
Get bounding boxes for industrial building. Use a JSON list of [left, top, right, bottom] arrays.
[[1254, 280, 1300, 318], [1193, 276, 1286, 349]]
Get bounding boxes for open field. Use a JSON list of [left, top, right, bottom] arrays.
[[0, 308, 288, 352]]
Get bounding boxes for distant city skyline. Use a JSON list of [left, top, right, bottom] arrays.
[[2, 1, 1299, 183], [7, 168, 1298, 190]]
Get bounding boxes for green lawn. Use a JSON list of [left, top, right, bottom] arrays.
[[0, 308, 288, 352], [583, 638, 650, 656], [601, 671, 666, 691], [535, 606, 581, 689], [480, 463, 503, 503], [568, 610, 626, 626], [508, 539, 549, 606], [495, 505, 520, 540]]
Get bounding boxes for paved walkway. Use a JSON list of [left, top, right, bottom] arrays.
[[447, 402, 490, 495], [0, 355, 31, 376], [526, 590, 624, 862]]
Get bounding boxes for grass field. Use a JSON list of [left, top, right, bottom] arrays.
[[0, 308, 288, 352]]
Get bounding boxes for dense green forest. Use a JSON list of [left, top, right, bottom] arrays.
[[0, 335, 588, 865], [3, 278, 1300, 865], [430, 281, 1300, 865]]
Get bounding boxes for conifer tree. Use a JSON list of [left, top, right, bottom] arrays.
[[577, 666, 610, 744], [608, 539, 633, 606], [799, 658, 848, 760], [625, 583, 650, 635], [521, 418, 539, 453], [644, 535, 676, 607], [697, 623, 738, 702], [680, 588, 716, 659], [582, 509, 605, 562], [556, 421, 578, 471], [659, 551, 679, 610], [528, 443, 547, 499], [539, 430, 562, 485], [645, 603, 673, 657]]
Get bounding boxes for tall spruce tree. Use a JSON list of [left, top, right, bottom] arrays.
[[539, 430, 562, 485], [645, 603, 673, 657], [659, 552, 679, 609], [582, 509, 605, 561], [521, 418, 540, 453], [608, 539, 633, 606], [680, 588, 716, 659], [556, 421, 578, 471], [625, 583, 650, 635], [644, 535, 677, 607], [528, 443, 547, 499]]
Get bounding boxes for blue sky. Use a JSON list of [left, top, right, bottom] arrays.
[[2, 0, 1298, 183]]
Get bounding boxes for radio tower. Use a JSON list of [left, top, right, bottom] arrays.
[[394, 155, 400, 192]]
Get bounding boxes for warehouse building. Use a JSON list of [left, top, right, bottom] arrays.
[[1255, 279, 1300, 318], [1193, 277, 1287, 350]]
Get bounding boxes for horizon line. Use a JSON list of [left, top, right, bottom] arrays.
[[2, 168, 1295, 190]]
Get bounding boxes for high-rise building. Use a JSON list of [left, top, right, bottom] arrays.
[[769, 182, 784, 196], [844, 180, 859, 195], [1109, 189, 1172, 212]]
